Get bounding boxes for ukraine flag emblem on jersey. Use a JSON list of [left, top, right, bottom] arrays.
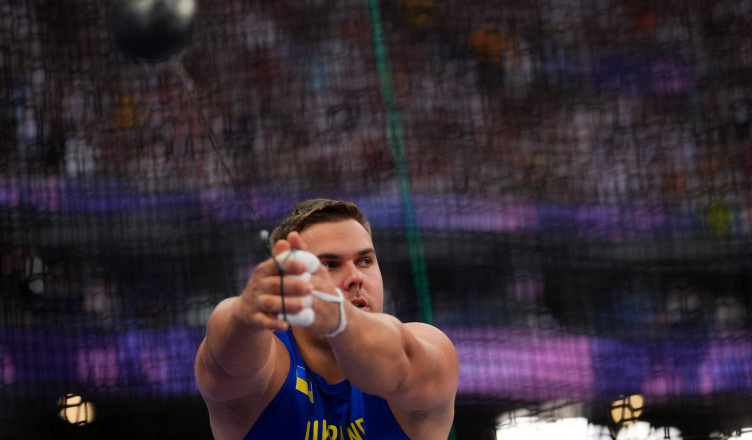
[[295, 366, 314, 404]]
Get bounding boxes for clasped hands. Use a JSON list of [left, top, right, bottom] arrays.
[[237, 232, 346, 337]]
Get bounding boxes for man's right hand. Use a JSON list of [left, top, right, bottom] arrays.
[[232, 237, 315, 333]]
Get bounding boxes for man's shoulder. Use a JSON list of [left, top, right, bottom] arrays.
[[202, 334, 293, 440], [404, 322, 457, 349]]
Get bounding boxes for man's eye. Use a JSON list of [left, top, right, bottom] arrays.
[[358, 258, 372, 267], [321, 261, 337, 269]]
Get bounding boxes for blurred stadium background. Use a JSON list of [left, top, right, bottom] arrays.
[[2, 0, 752, 438]]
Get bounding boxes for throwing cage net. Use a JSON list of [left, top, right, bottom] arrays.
[[1, 0, 751, 438]]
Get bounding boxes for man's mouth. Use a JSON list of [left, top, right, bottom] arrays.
[[350, 297, 369, 310]]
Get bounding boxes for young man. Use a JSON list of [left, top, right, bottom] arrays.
[[195, 198, 458, 439]]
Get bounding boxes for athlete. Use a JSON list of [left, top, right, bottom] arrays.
[[195, 198, 458, 439]]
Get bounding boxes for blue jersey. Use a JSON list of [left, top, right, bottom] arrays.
[[245, 330, 411, 439]]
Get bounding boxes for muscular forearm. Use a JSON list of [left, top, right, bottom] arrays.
[[196, 246, 314, 402], [200, 297, 275, 383], [328, 304, 420, 397]]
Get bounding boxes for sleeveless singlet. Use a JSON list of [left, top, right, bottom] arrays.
[[245, 330, 411, 439]]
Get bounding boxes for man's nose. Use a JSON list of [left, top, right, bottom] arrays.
[[342, 262, 364, 292]]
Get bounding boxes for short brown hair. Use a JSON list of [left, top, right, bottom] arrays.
[[269, 198, 371, 244]]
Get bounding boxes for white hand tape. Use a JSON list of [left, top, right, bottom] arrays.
[[273, 251, 346, 337], [277, 289, 347, 337], [293, 272, 311, 282], [314, 288, 347, 338], [301, 295, 312, 308], [277, 295, 313, 326], [275, 249, 320, 276], [280, 308, 315, 327]]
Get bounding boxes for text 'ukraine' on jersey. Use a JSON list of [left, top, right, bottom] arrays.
[[244, 330, 411, 440]]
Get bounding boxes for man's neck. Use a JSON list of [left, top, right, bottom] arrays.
[[291, 327, 347, 384]]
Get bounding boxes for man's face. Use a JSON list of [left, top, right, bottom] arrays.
[[299, 219, 383, 313]]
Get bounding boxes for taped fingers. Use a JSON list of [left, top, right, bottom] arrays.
[[256, 273, 312, 296], [256, 292, 310, 315], [255, 255, 310, 279], [280, 308, 315, 327], [276, 288, 315, 327], [276, 289, 347, 336], [251, 295, 309, 332]]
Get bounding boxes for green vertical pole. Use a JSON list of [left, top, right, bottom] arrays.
[[364, 0, 433, 327], [364, 1, 457, 439]]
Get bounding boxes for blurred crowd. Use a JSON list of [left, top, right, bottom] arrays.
[[0, 0, 750, 209], [2, 0, 752, 331]]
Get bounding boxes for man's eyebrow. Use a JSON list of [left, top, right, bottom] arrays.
[[317, 248, 376, 260], [358, 248, 376, 257]]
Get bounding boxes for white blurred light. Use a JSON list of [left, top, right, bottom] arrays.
[[26, 256, 45, 294], [496, 411, 684, 440], [616, 422, 683, 440], [737, 428, 752, 439], [497, 402, 611, 440], [175, 0, 196, 19], [133, 0, 152, 13], [496, 416, 611, 440], [655, 427, 683, 440], [616, 422, 651, 440]]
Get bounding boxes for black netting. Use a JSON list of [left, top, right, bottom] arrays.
[[1, 0, 752, 438]]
